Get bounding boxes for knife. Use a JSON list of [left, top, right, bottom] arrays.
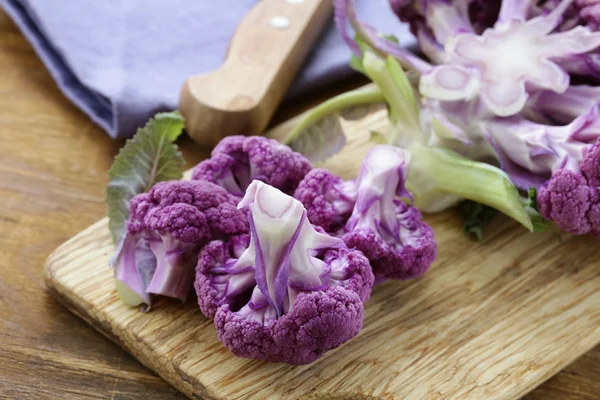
[[179, 0, 333, 146]]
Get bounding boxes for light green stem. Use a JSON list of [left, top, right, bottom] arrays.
[[362, 50, 423, 147], [409, 146, 534, 231], [284, 86, 385, 145]]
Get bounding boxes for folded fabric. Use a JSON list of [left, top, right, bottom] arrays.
[[1, 0, 414, 138]]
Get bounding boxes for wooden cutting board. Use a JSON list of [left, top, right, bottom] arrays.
[[45, 110, 600, 400]]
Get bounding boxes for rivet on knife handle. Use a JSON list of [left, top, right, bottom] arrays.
[[178, 0, 333, 146]]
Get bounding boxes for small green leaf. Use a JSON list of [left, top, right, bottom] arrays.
[[461, 201, 498, 242], [350, 54, 366, 74], [523, 187, 552, 232], [379, 33, 400, 44], [369, 130, 389, 144], [106, 111, 186, 244], [526, 187, 540, 209], [349, 36, 371, 74], [530, 213, 552, 233]]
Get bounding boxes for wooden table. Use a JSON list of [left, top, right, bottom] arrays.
[[1, 9, 599, 400]]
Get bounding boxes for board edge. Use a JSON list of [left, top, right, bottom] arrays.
[[43, 223, 222, 400]]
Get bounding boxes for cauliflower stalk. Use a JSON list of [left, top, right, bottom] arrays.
[[195, 181, 374, 364]]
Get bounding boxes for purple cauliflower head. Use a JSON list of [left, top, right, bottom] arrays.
[[538, 139, 600, 235], [296, 145, 437, 283], [114, 180, 249, 308], [214, 286, 363, 365], [195, 180, 374, 364], [192, 135, 312, 197], [466, 92, 600, 237]]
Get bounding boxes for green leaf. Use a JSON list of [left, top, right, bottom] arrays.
[[349, 34, 399, 74], [349, 36, 370, 74], [523, 187, 552, 233], [350, 54, 366, 74], [379, 33, 400, 44], [526, 187, 540, 209], [461, 201, 498, 242], [106, 111, 186, 244], [530, 213, 552, 233], [369, 130, 389, 144]]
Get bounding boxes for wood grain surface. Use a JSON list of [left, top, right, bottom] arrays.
[[1, 7, 600, 400], [45, 110, 600, 399]]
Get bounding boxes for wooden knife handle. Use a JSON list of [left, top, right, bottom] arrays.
[[179, 0, 333, 146]]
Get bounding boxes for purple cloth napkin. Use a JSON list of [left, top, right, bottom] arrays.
[[0, 0, 414, 138]]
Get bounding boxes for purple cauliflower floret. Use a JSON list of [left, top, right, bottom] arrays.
[[344, 202, 437, 284], [215, 286, 362, 365], [296, 145, 437, 283], [114, 180, 249, 307], [293, 169, 356, 232], [538, 140, 600, 235], [194, 180, 374, 364], [128, 180, 248, 237], [192, 135, 312, 196]]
